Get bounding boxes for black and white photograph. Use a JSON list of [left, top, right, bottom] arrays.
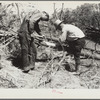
[[0, 1, 100, 96]]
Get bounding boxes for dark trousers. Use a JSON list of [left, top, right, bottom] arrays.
[[66, 38, 85, 70], [21, 42, 37, 68], [19, 32, 37, 70]]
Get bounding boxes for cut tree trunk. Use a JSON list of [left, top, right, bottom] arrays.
[[81, 39, 100, 60], [85, 39, 100, 52], [81, 49, 100, 60]]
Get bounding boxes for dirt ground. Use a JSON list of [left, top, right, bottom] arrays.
[[0, 41, 100, 89]]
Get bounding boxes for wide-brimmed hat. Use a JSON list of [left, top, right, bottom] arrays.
[[54, 19, 63, 27]]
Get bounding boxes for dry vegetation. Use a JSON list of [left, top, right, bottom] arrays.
[[0, 2, 100, 89]]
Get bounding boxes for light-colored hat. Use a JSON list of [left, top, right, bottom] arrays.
[[54, 19, 63, 26]]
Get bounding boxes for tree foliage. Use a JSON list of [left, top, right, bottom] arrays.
[[51, 3, 100, 32]]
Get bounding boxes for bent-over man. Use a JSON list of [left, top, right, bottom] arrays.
[[18, 10, 49, 73], [54, 19, 85, 73]]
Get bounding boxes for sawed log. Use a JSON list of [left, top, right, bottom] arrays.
[[81, 49, 100, 60]]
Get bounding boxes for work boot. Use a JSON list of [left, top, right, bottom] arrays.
[[29, 65, 35, 70], [74, 65, 80, 74], [70, 65, 80, 75], [23, 70, 30, 73], [23, 66, 30, 73]]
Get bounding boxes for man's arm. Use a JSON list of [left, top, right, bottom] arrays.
[[59, 29, 67, 42], [53, 29, 67, 48], [29, 10, 42, 23], [28, 11, 42, 33], [34, 21, 42, 35], [46, 36, 59, 42]]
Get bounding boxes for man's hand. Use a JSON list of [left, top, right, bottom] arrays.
[[42, 41, 56, 47], [42, 35, 46, 39]]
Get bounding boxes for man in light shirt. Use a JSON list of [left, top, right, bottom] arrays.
[[54, 19, 85, 73]]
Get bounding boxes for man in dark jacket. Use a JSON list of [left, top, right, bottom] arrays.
[[18, 10, 49, 73]]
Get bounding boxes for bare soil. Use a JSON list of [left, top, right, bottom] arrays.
[[0, 40, 100, 89]]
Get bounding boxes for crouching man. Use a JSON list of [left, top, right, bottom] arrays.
[[53, 19, 85, 73]]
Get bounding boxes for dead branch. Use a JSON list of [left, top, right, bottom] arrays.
[[15, 3, 22, 24], [81, 49, 100, 60], [84, 47, 100, 54]]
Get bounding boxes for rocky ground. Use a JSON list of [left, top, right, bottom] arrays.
[[0, 42, 100, 89]]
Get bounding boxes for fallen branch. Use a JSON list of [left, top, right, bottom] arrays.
[[15, 3, 22, 24], [81, 49, 100, 60], [84, 47, 100, 54]]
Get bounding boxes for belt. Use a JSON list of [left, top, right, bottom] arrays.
[[77, 37, 85, 40]]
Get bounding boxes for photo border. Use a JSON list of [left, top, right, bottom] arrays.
[[0, 0, 100, 99]]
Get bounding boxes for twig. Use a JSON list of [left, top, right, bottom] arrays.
[[1, 35, 15, 45], [36, 47, 57, 87], [15, 3, 22, 24], [58, 40, 65, 65]]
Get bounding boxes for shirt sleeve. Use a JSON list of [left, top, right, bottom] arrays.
[[29, 10, 42, 23], [28, 10, 42, 33], [59, 28, 67, 42], [34, 21, 41, 34]]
